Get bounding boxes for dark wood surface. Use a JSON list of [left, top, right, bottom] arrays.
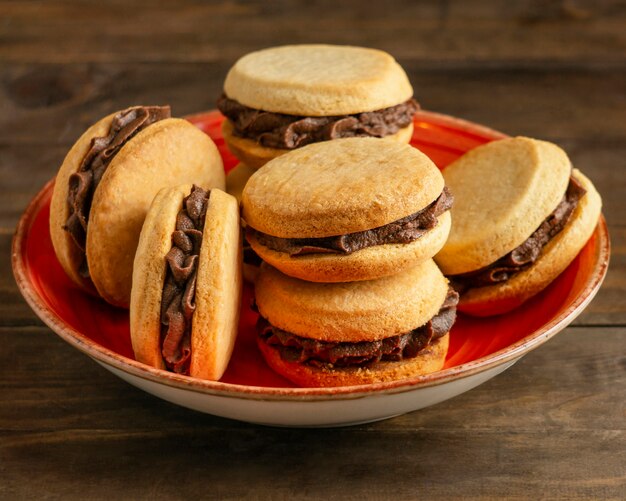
[[1, 1, 625, 499]]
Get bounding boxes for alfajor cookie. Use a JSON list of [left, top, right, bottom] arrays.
[[217, 44, 418, 168], [130, 185, 241, 380], [49, 106, 225, 307], [255, 260, 458, 387], [435, 137, 602, 316], [226, 163, 262, 283], [242, 137, 452, 283]]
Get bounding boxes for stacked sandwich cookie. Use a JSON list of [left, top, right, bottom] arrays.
[[242, 137, 459, 386], [435, 137, 602, 316], [218, 43, 421, 284], [217, 44, 418, 169], [242, 138, 452, 283]]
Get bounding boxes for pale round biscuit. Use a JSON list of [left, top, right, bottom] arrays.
[[242, 137, 444, 238], [191, 189, 242, 380], [255, 259, 449, 343], [248, 211, 451, 283], [222, 119, 414, 169], [87, 118, 225, 307], [257, 333, 448, 387], [130, 184, 191, 370], [225, 162, 256, 202], [435, 137, 572, 275], [458, 169, 602, 316], [49, 111, 118, 293], [224, 44, 413, 116]]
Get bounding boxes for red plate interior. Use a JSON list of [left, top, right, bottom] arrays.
[[18, 111, 604, 388]]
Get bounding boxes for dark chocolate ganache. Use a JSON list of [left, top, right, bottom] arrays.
[[258, 287, 459, 368], [160, 186, 210, 375], [450, 176, 586, 292], [64, 105, 171, 277], [249, 187, 453, 256], [217, 94, 419, 149]]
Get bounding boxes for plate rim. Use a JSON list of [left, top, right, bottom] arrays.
[[12, 110, 611, 402]]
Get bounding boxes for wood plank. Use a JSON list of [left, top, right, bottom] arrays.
[[1, 64, 625, 148], [1, 1, 625, 65], [1, 326, 624, 499]]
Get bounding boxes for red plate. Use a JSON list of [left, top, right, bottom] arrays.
[[13, 111, 610, 391]]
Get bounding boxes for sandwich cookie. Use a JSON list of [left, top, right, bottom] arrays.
[[435, 137, 602, 316], [255, 260, 458, 387], [130, 185, 242, 380], [226, 163, 261, 282], [242, 137, 452, 283], [217, 44, 418, 168], [50, 106, 225, 307]]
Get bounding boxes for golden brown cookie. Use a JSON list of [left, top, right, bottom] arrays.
[[436, 137, 571, 274], [433, 136, 602, 316], [224, 44, 413, 116], [218, 44, 417, 168], [456, 170, 601, 316], [49, 107, 225, 307], [130, 185, 241, 380], [254, 260, 456, 387], [242, 138, 451, 282]]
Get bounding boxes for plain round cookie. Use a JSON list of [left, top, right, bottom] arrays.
[[130, 184, 190, 370], [50, 111, 118, 294], [255, 259, 448, 343], [436, 137, 572, 275], [242, 137, 444, 238], [224, 44, 413, 116], [257, 333, 448, 387], [248, 211, 450, 283], [130, 186, 242, 380], [87, 118, 225, 308], [458, 169, 601, 316], [222, 119, 414, 169]]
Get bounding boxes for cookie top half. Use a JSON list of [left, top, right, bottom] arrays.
[[242, 137, 444, 238], [435, 137, 572, 275], [223, 44, 413, 116], [255, 259, 449, 343]]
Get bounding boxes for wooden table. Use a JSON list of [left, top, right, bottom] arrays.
[[2, 2, 625, 499]]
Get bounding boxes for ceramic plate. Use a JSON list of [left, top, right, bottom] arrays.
[[12, 111, 610, 427]]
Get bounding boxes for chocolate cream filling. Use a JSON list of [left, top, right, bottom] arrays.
[[64, 105, 171, 277], [217, 94, 419, 149], [450, 176, 586, 292], [248, 187, 453, 257], [159, 186, 210, 375], [258, 287, 459, 368]]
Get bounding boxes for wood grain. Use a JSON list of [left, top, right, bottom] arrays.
[[2, 64, 625, 146], [1, 1, 625, 65], [0, 326, 624, 500]]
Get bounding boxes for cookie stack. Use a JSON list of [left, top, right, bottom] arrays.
[[220, 43, 421, 282], [242, 137, 458, 386]]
